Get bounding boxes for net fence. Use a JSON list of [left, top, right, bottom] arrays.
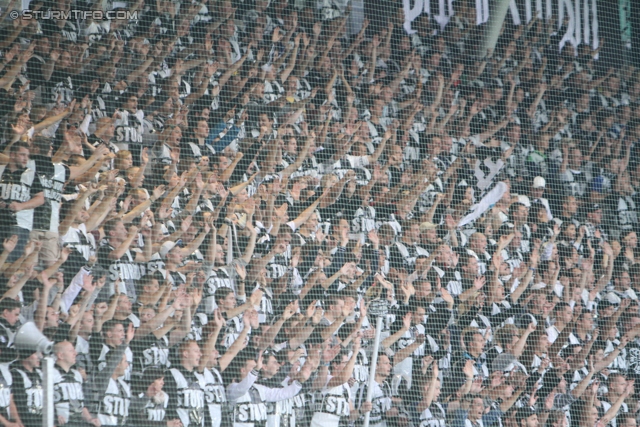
[[0, 0, 637, 427]]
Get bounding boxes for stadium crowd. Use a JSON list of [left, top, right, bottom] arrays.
[[1, 2, 640, 427]]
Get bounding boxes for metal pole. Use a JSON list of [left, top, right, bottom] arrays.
[[363, 316, 384, 427], [42, 356, 54, 427], [480, 0, 513, 58]]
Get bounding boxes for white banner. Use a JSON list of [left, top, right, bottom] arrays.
[[403, 0, 599, 51]]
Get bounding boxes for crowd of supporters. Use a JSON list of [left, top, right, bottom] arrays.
[[1, 2, 640, 427]]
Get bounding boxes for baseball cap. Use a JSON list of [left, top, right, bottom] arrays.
[[490, 352, 528, 375], [598, 292, 622, 311], [533, 177, 546, 188], [159, 241, 177, 259], [597, 299, 617, 311], [517, 195, 531, 208]]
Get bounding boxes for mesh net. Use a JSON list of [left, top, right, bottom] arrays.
[[0, 0, 639, 427]]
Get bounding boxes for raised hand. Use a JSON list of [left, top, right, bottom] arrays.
[[306, 300, 318, 319], [189, 287, 203, 308], [23, 240, 37, 256], [212, 309, 225, 329], [283, 301, 298, 320], [402, 312, 412, 330], [312, 306, 323, 324], [181, 215, 193, 232], [153, 185, 167, 200], [401, 281, 416, 299], [249, 289, 264, 306], [359, 299, 367, 319], [2, 235, 18, 253], [322, 343, 341, 363], [60, 246, 72, 263], [624, 380, 635, 397], [463, 359, 475, 378], [473, 276, 486, 290]]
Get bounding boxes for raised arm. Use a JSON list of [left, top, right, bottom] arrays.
[[135, 296, 187, 339], [570, 356, 597, 398], [327, 338, 361, 387], [279, 35, 300, 84], [367, 130, 390, 164], [527, 83, 547, 118], [219, 152, 245, 183], [417, 360, 439, 413], [381, 313, 411, 348], [393, 334, 425, 366], [58, 187, 95, 236], [600, 382, 634, 425], [257, 302, 297, 353], [168, 303, 192, 347], [287, 193, 325, 231], [121, 185, 166, 224], [219, 319, 250, 372], [223, 289, 263, 320], [512, 322, 535, 358]]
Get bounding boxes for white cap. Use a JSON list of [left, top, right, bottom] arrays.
[[533, 177, 546, 188], [517, 195, 531, 208], [605, 292, 622, 305], [159, 241, 177, 259]]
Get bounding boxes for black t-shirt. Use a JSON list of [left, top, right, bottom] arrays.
[[603, 192, 638, 236], [97, 243, 143, 299], [89, 324, 132, 375], [133, 333, 170, 373], [164, 365, 205, 427], [46, 68, 74, 104], [10, 364, 43, 427], [52, 366, 85, 424], [30, 155, 70, 233], [0, 164, 42, 231], [89, 334, 109, 368], [181, 138, 214, 162], [26, 55, 47, 89], [40, 20, 79, 43], [324, 193, 363, 223]]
